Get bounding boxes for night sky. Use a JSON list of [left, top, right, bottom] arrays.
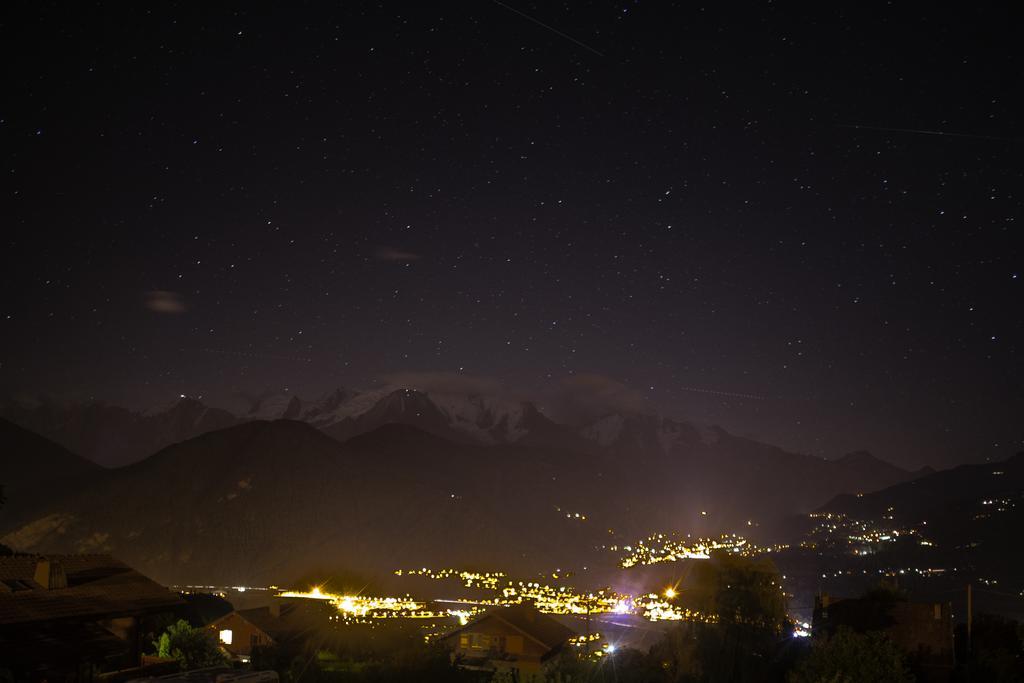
[[2, 3, 1021, 469]]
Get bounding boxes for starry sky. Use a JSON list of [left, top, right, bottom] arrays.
[[2, 2, 1021, 469]]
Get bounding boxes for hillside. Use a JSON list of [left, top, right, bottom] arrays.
[[0, 417, 99, 485], [0, 413, 925, 587], [798, 453, 1024, 590], [0, 421, 623, 585], [819, 452, 1024, 521]]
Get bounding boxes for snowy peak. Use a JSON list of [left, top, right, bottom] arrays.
[[241, 386, 553, 446], [428, 393, 535, 444], [577, 411, 708, 455], [245, 392, 303, 420], [300, 386, 395, 426], [300, 388, 354, 422], [579, 413, 626, 447]]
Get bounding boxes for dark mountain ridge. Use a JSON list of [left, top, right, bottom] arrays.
[[1, 414, 927, 586], [1, 396, 240, 468], [0, 416, 99, 484], [2, 388, 915, 479], [819, 452, 1024, 520], [0, 421, 625, 585]]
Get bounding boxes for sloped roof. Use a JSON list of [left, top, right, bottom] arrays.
[[0, 554, 183, 626], [213, 601, 326, 644], [443, 604, 576, 652]]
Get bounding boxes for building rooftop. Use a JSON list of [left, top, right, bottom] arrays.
[[214, 600, 331, 644], [0, 554, 183, 626], [444, 603, 577, 652]]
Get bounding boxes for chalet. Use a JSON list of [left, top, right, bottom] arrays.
[[208, 601, 318, 662], [814, 592, 955, 682], [440, 604, 576, 680], [0, 554, 185, 679]]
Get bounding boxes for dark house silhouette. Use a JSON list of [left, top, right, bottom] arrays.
[[440, 604, 576, 680], [207, 600, 323, 662], [814, 591, 955, 682], [0, 554, 184, 679]]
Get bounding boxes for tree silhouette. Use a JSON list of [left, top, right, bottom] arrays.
[[788, 628, 913, 683], [151, 619, 226, 670]]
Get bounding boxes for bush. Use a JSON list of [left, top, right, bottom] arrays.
[[787, 628, 914, 683], [152, 619, 228, 670]]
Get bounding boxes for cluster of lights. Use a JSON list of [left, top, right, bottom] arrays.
[[806, 512, 932, 554], [422, 568, 718, 624], [568, 632, 602, 647], [817, 566, 954, 580], [554, 506, 588, 521], [173, 583, 276, 596], [976, 495, 1017, 519], [279, 561, 787, 633], [568, 632, 625, 658], [395, 568, 505, 590], [276, 587, 481, 624], [506, 583, 632, 615], [636, 593, 715, 623], [400, 567, 636, 616], [617, 532, 785, 568]]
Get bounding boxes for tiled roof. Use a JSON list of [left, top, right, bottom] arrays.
[[494, 604, 576, 649], [443, 604, 576, 652], [211, 600, 329, 644], [0, 554, 183, 626]]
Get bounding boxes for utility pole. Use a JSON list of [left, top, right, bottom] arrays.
[[966, 582, 973, 656], [584, 602, 592, 657], [966, 582, 973, 683]]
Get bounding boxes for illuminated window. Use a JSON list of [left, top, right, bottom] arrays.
[[463, 633, 492, 649], [219, 629, 233, 645]]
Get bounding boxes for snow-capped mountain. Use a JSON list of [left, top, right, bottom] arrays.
[[2, 386, 922, 513], [240, 386, 558, 446], [1, 387, 930, 576], [576, 410, 737, 463], [236, 387, 920, 504], [1, 387, 561, 467]]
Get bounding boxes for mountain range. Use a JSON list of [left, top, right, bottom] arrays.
[[0, 385, 933, 586], [1, 420, 620, 585], [2, 386, 920, 475]]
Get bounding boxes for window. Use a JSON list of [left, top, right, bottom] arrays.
[[461, 633, 492, 650], [219, 629, 233, 645]]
